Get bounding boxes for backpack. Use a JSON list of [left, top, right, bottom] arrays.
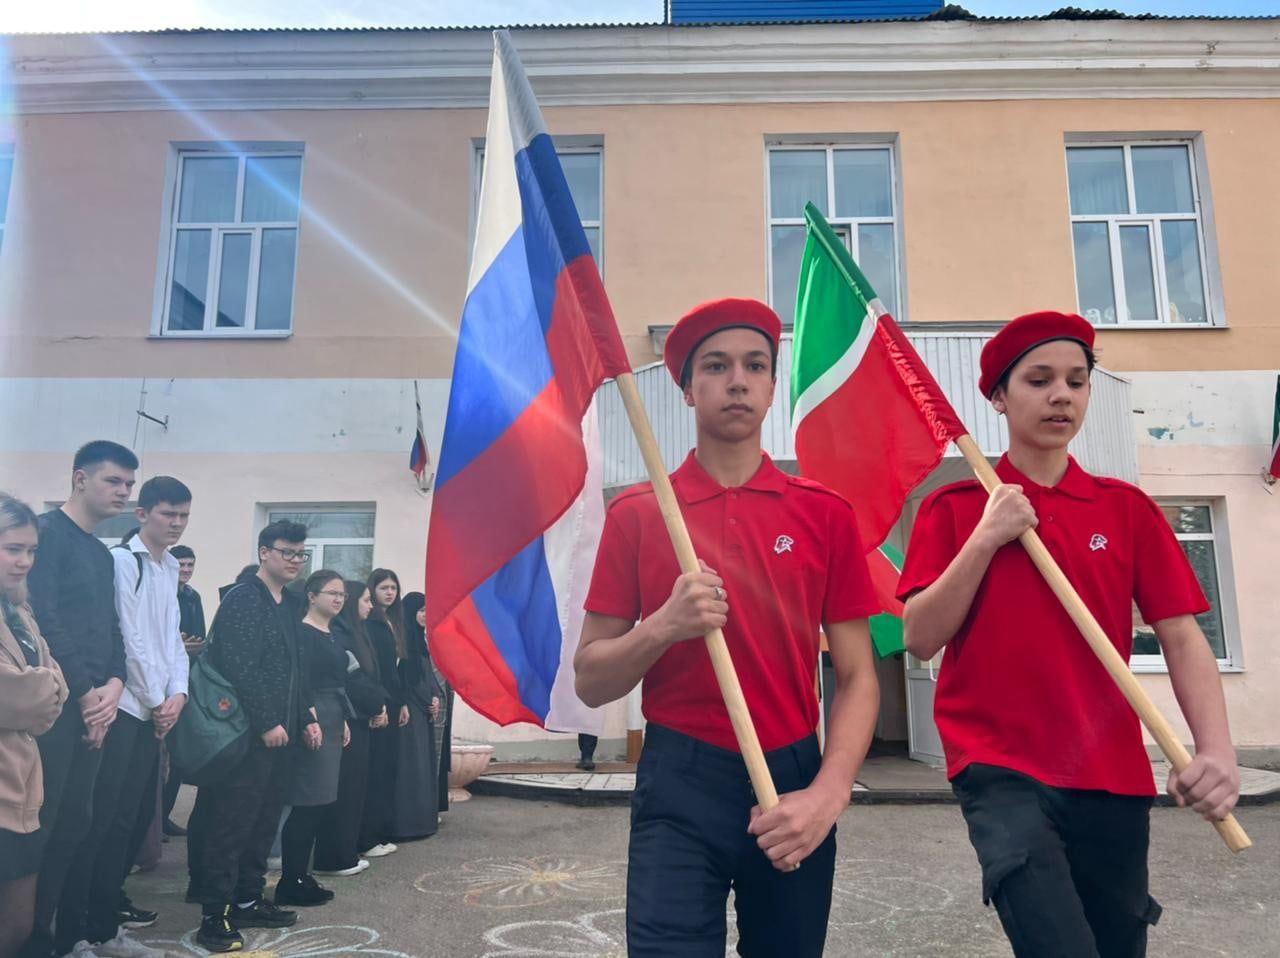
[[167, 592, 251, 784], [111, 545, 146, 595]]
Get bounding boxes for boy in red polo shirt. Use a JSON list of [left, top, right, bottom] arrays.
[[899, 310, 1240, 957], [575, 298, 881, 957]]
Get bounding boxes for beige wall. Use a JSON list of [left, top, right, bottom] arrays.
[[4, 97, 1280, 379]]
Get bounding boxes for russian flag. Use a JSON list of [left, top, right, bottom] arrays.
[[425, 31, 631, 729]]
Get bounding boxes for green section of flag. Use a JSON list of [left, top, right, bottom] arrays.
[[869, 543, 906, 658], [870, 613, 905, 659], [790, 203, 876, 415]]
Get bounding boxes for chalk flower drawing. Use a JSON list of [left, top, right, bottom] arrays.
[[828, 858, 956, 928], [415, 857, 625, 908], [143, 924, 415, 958]]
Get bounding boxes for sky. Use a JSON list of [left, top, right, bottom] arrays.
[[0, 0, 1274, 34]]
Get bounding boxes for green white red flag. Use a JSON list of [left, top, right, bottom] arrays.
[[791, 203, 966, 655], [1270, 375, 1280, 481]]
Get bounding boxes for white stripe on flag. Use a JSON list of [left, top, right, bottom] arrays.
[[543, 397, 606, 736]]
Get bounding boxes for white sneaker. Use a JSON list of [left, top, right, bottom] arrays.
[[62, 941, 103, 958], [316, 858, 370, 876], [93, 932, 166, 958], [360, 843, 397, 858]]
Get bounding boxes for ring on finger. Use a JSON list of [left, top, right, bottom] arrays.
[[713, 586, 725, 601]]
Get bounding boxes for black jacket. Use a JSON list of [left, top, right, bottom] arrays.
[[26, 509, 127, 700], [207, 574, 310, 736], [366, 619, 404, 715], [178, 584, 206, 641]]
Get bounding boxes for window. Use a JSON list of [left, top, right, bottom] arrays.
[[266, 508, 375, 582], [1132, 502, 1236, 670], [0, 144, 13, 252], [1067, 142, 1212, 326], [162, 149, 303, 335], [768, 144, 900, 324], [473, 143, 603, 268]]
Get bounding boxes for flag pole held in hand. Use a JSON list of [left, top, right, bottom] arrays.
[[800, 203, 1249, 853]]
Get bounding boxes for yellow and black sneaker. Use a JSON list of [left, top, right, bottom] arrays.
[[196, 907, 244, 953]]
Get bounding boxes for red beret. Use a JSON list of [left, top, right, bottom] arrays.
[[978, 310, 1096, 398], [664, 298, 783, 386]]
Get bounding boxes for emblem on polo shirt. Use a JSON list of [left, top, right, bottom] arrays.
[[774, 535, 794, 555], [1089, 534, 1108, 552]]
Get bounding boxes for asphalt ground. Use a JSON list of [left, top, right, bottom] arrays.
[[125, 791, 1279, 957]]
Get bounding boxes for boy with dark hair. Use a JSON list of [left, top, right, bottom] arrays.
[[55, 477, 193, 958], [899, 311, 1239, 957], [21, 441, 136, 958], [189, 520, 315, 953], [162, 544, 204, 837], [576, 299, 881, 956]]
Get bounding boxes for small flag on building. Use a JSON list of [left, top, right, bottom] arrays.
[[424, 31, 631, 729], [410, 381, 434, 492], [1269, 374, 1280, 483]]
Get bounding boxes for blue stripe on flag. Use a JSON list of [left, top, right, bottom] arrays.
[[514, 133, 593, 335], [435, 229, 553, 488], [470, 536, 562, 720]]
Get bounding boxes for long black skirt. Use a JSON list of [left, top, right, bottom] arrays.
[[390, 707, 439, 841]]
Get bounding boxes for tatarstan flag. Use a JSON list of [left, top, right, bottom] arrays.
[[791, 203, 965, 654], [1270, 375, 1280, 481]]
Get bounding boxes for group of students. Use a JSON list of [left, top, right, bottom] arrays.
[[573, 300, 1241, 957], [0, 441, 455, 958], [0, 300, 1247, 958]]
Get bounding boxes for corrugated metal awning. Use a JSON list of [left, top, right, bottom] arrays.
[[598, 326, 1136, 489]]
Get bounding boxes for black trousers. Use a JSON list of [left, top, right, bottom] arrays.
[[189, 742, 288, 914], [57, 713, 159, 950], [952, 763, 1161, 958], [20, 706, 104, 958], [280, 805, 329, 882], [314, 722, 370, 872], [162, 743, 183, 820], [626, 724, 836, 958]]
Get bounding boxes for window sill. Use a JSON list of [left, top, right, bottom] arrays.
[[148, 331, 293, 341], [1131, 663, 1243, 675], [1092, 323, 1226, 331]]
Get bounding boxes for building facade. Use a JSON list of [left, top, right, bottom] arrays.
[[1, 13, 1276, 762]]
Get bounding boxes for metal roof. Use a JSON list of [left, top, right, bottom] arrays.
[[3, 7, 1277, 37]]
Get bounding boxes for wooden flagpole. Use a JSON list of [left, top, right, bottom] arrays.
[[613, 372, 781, 811], [953, 433, 1250, 852]]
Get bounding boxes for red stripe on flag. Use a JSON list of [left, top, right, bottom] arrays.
[[432, 595, 543, 727], [426, 257, 621, 633], [796, 329, 961, 552], [866, 548, 904, 618]]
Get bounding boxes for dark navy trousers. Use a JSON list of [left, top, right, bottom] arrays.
[[627, 724, 836, 957]]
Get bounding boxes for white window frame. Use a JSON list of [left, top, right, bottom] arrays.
[[0, 143, 14, 253], [262, 504, 376, 580], [765, 140, 904, 324], [471, 138, 604, 275], [157, 147, 304, 338], [1066, 138, 1219, 328], [1131, 498, 1242, 674]]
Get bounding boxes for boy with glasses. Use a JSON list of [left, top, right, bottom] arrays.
[[188, 521, 315, 953]]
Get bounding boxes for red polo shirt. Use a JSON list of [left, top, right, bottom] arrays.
[[897, 456, 1208, 796], [585, 451, 879, 752]]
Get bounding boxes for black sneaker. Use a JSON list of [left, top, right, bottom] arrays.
[[162, 818, 188, 837], [197, 908, 244, 953], [118, 899, 159, 929], [575, 758, 596, 771], [273, 875, 335, 907], [231, 899, 297, 928]]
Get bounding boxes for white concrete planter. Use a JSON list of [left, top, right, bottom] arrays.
[[448, 742, 495, 803]]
